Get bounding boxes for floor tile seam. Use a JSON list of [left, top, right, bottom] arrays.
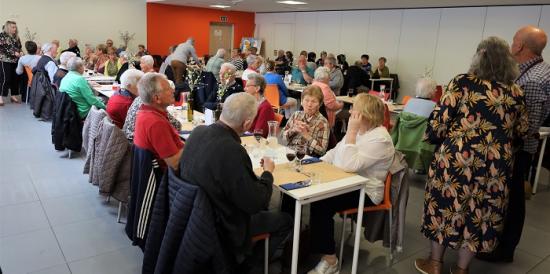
[[515, 247, 546, 260], [0, 198, 41, 209], [526, 254, 550, 273], [64, 245, 138, 265], [34, 188, 98, 202], [48, 211, 115, 229]]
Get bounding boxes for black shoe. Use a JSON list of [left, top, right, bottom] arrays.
[[476, 250, 514, 263]]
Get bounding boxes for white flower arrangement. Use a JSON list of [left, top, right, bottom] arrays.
[[217, 70, 234, 102], [186, 64, 203, 95], [23, 27, 37, 42]]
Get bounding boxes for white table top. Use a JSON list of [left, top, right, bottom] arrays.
[[540, 127, 550, 137], [85, 75, 116, 83], [95, 85, 114, 98], [371, 77, 394, 81], [286, 83, 306, 92]]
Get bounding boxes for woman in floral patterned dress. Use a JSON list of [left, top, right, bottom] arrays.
[[415, 36, 529, 274]]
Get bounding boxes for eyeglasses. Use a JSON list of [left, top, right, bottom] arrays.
[[245, 84, 257, 88]]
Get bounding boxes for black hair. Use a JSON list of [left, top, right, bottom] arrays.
[[361, 54, 369, 60], [25, 41, 37, 54]]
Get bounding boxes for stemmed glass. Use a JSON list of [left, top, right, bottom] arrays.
[[295, 144, 306, 172], [286, 146, 296, 170], [253, 129, 263, 143]]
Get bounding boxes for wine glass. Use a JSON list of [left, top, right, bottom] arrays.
[[295, 144, 306, 171], [253, 129, 263, 143], [286, 146, 296, 170]]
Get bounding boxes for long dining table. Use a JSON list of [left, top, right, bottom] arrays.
[[167, 106, 371, 274]]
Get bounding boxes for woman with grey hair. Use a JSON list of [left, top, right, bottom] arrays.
[[402, 77, 437, 117], [244, 73, 274, 138], [311, 66, 343, 127], [242, 54, 263, 82], [115, 51, 130, 83], [59, 57, 105, 119], [53, 51, 76, 88], [0, 20, 23, 105], [106, 69, 144, 128], [415, 36, 528, 274]]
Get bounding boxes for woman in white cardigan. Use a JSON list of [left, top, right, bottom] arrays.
[[308, 93, 395, 274]]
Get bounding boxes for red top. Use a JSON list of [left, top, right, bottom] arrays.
[[106, 91, 134, 128], [250, 99, 275, 138], [134, 104, 184, 167]]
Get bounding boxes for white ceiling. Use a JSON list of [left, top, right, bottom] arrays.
[[147, 0, 550, 13]]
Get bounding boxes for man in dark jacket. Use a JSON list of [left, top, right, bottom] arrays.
[[180, 92, 292, 272]]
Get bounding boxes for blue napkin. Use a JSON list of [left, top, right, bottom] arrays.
[[179, 130, 192, 135], [301, 157, 322, 165], [280, 181, 311, 191]]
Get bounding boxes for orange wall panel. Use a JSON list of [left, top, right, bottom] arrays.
[[147, 3, 255, 57]]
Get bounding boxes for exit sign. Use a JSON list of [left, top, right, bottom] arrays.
[[220, 16, 228, 22]]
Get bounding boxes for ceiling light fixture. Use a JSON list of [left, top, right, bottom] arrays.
[[210, 4, 231, 8], [276, 1, 307, 5]]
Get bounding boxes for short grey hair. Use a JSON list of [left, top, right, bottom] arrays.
[[246, 73, 266, 95], [325, 56, 337, 66], [415, 78, 437, 98], [314, 66, 330, 81], [220, 62, 236, 73], [221, 93, 258, 127], [246, 54, 258, 66], [120, 69, 144, 90], [140, 55, 154, 66], [119, 51, 130, 59], [67, 57, 84, 71], [59, 51, 76, 66], [138, 72, 168, 104], [216, 48, 226, 58], [41, 43, 54, 54], [469, 36, 519, 85]]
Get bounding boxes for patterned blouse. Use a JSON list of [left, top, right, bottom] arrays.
[[0, 32, 22, 63], [123, 96, 182, 140], [282, 111, 329, 157]]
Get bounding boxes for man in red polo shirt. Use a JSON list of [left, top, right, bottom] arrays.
[[133, 72, 184, 170], [106, 69, 144, 128]]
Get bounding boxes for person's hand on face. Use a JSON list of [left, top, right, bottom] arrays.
[[347, 109, 362, 134]]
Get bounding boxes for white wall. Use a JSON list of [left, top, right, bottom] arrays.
[[0, 0, 146, 53], [256, 5, 550, 99]]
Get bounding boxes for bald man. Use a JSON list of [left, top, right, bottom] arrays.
[[478, 26, 550, 263]]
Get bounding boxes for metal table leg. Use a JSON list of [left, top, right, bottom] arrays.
[[291, 200, 302, 274], [351, 187, 366, 274]]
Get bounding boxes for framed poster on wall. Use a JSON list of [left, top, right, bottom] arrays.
[[240, 37, 262, 53]]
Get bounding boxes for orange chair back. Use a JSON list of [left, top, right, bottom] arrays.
[[24, 66, 33, 86], [338, 172, 392, 215], [383, 104, 392, 132], [401, 95, 411, 105], [432, 85, 442, 103], [265, 84, 280, 110], [274, 112, 284, 126]]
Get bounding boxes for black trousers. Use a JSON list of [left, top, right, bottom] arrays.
[[498, 150, 533, 255], [310, 190, 374, 254], [0, 61, 19, 97], [239, 211, 293, 273]]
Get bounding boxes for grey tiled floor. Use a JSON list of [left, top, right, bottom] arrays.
[[1, 102, 550, 274]]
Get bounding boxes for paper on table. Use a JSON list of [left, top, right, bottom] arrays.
[[255, 162, 356, 186], [204, 108, 215, 125]]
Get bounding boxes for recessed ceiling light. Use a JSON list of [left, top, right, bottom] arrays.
[[277, 1, 307, 5], [210, 4, 231, 8]]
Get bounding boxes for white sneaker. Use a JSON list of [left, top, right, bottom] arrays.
[[307, 258, 339, 274]]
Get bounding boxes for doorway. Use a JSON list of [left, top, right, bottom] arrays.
[[209, 23, 233, 59]]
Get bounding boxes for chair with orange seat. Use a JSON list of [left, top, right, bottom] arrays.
[[24, 65, 33, 104], [251, 233, 270, 274], [401, 95, 411, 106], [274, 112, 284, 126], [368, 90, 391, 101], [265, 84, 281, 112], [337, 172, 393, 269]]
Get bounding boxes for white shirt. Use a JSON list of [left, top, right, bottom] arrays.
[[321, 126, 395, 204], [159, 55, 173, 75], [44, 54, 59, 83], [171, 41, 199, 64], [242, 68, 257, 81], [403, 98, 436, 118], [16, 54, 40, 75]]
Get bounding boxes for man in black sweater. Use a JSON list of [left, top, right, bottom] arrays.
[[179, 92, 292, 272]]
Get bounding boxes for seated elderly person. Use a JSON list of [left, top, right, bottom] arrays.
[[123, 80, 181, 141], [103, 47, 120, 77], [282, 86, 330, 157], [264, 60, 298, 118], [324, 56, 344, 96], [115, 51, 130, 83], [180, 92, 292, 273], [229, 48, 244, 71], [94, 44, 109, 74], [106, 69, 144, 128], [33, 42, 59, 85], [311, 67, 344, 128], [245, 73, 274, 138], [242, 54, 263, 83], [59, 57, 105, 119], [403, 77, 437, 117], [133, 73, 184, 170], [140, 55, 155, 73], [291, 54, 315, 85], [344, 61, 370, 95], [204, 62, 243, 110], [53, 51, 76, 88], [308, 94, 395, 274], [205, 48, 225, 82], [16, 41, 40, 75]]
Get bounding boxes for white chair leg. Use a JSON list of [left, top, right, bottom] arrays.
[[338, 213, 347, 271], [388, 209, 393, 266], [117, 202, 123, 223], [26, 87, 29, 104], [264, 237, 269, 274], [532, 135, 548, 194]]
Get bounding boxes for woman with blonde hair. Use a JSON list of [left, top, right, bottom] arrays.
[[415, 36, 528, 274], [93, 44, 109, 74], [307, 94, 395, 274], [0, 20, 23, 105]]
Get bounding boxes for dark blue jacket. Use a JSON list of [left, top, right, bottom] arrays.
[[143, 169, 231, 274]]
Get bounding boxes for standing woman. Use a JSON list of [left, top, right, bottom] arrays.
[[415, 36, 529, 274], [0, 20, 23, 105]]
